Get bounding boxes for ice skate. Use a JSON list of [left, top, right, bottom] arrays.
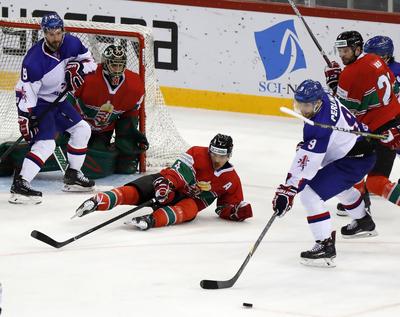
[[63, 168, 95, 192], [73, 196, 99, 219], [9, 175, 42, 205], [341, 213, 378, 238], [124, 214, 154, 231], [300, 232, 336, 268]]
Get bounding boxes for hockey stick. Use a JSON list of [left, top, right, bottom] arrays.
[[31, 198, 156, 249], [200, 212, 278, 289], [0, 89, 69, 164], [53, 146, 68, 174], [280, 106, 386, 140], [287, 0, 332, 67]]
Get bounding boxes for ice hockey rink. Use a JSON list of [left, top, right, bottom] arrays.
[[0, 106, 399, 317]]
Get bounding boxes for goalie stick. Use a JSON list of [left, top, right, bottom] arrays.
[[280, 106, 387, 140], [287, 0, 332, 67], [0, 89, 69, 164], [31, 198, 156, 249], [200, 212, 278, 289]]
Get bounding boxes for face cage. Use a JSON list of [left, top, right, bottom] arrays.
[[104, 58, 127, 77]]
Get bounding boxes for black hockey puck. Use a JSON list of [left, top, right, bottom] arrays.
[[243, 302, 253, 308]]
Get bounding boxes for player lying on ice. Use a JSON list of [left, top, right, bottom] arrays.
[[73, 134, 253, 229], [272, 79, 378, 268]]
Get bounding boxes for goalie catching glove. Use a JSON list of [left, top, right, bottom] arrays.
[[153, 176, 175, 204], [272, 184, 298, 217], [18, 110, 38, 142], [216, 201, 253, 221]]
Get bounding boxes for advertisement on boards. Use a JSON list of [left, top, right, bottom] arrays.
[[1, 0, 400, 115]]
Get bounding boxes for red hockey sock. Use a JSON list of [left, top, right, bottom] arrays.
[[152, 198, 198, 227], [96, 186, 140, 211]]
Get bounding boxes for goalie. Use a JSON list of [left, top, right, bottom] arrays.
[[70, 44, 148, 174], [73, 134, 253, 229]]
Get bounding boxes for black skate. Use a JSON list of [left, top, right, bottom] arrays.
[[124, 214, 155, 231], [337, 192, 371, 217], [341, 213, 378, 238], [300, 231, 336, 268], [9, 175, 42, 205], [73, 196, 99, 219], [63, 168, 95, 192]]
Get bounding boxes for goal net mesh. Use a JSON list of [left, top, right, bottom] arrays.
[[0, 18, 189, 171]]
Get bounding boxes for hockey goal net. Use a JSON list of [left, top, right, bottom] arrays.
[[0, 18, 189, 172]]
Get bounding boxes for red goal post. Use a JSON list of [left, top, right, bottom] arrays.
[[0, 18, 188, 172]]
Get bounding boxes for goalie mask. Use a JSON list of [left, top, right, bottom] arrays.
[[102, 45, 127, 82], [294, 79, 324, 119]]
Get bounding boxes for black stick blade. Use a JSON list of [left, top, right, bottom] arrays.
[[31, 230, 62, 248], [200, 279, 233, 289]]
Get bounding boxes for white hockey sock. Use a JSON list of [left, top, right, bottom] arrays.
[[300, 185, 332, 241], [20, 140, 56, 182], [66, 120, 91, 170], [336, 187, 366, 219]]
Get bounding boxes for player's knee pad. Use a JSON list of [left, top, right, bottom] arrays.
[[300, 185, 325, 215], [176, 198, 199, 220], [30, 139, 56, 162], [153, 199, 198, 227], [113, 186, 140, 205], [366, 175, 391, 196], [67, 120, 91, 147]]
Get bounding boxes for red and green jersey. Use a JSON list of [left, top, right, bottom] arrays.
[[337, 53, 400, 131], [73, 64, 144, 132], [160, 146, 245, 211]]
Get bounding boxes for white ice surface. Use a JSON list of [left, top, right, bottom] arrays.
[[1, 107, 399, 317]]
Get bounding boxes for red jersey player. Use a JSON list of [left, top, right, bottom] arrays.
[[73, 134, 253, 230], [72, 44, 148, 174], [325, 31, 400, 212]]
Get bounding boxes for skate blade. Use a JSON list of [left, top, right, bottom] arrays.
[[342, 230, 378, 239], [123, 220, 147, 230], [8, 193, 42, 205], [62, 184, 95, 192], [300, 257, 336, 268]]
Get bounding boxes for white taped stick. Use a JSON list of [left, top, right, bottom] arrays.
[[280, 106, 386, 140]]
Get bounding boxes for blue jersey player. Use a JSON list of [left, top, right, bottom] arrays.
[[10, 13, 98, 204], [272, 80, 377, 267]]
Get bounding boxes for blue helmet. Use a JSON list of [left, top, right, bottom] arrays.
[[364, 36, 394, 58], [41, 13, 64, 32], [294, 79, 324, 103]]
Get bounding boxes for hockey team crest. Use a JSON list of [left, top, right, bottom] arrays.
[[255, 20, 307, 80]]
